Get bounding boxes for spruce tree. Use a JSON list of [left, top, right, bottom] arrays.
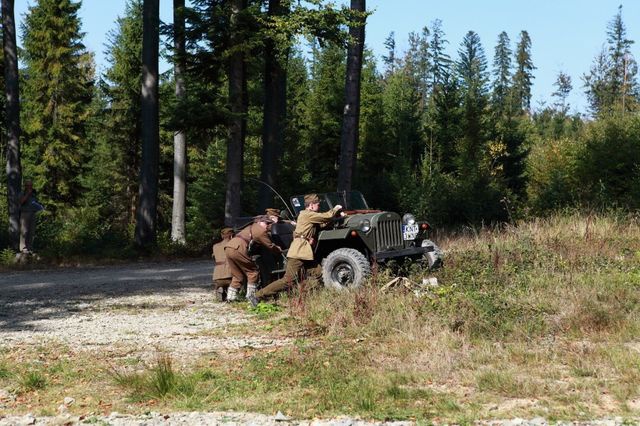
[[584, 6, 638, 115], [491, 31, 512, 114], [512, 30, 535, 113], [382, 31, 396, 76], [456, 30, 489, 172], [21, 0, 94, 208], [552, 71, 572, 113]]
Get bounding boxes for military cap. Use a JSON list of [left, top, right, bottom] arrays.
[[304, 193, 320, 206], [254, 215, 275, 224], [265, 208, 281, 218], [220, 227, 234, 236]]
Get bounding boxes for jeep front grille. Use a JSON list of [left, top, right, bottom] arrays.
[[375, 219, 402, 251]]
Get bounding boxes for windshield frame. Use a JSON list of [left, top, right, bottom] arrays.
[[290, 191, 369, 216]]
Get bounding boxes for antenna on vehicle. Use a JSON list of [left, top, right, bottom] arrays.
[[248, 177, 295, 219]]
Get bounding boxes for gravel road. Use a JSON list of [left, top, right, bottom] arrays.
[[0, 260, 288, 362]]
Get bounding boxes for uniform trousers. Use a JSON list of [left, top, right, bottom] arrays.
[[255, 258, 306, 300], [225, 247, 259, 289]]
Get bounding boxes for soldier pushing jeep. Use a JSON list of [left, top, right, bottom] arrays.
[[224, 215, 282, 302], [249, 194, 345, 306]]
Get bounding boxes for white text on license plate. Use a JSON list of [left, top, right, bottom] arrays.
[[402, 224, 419, 240]]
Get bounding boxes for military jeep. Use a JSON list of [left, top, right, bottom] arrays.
[[257, 190, 442, 289]]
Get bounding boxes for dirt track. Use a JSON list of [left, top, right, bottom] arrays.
[[0, 260, 288, 362]]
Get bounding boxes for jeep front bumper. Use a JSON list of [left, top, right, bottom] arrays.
[[374, 245, 434, 262]]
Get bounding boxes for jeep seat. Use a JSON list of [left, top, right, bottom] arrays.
[[270, 222, 294, 249]]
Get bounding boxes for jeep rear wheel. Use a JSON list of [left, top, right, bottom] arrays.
[[322, 248, 371, 290]]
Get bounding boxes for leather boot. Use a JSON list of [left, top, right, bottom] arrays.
[[215, 287, 225, 302]]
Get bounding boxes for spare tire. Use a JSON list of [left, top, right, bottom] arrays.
[[321, 248, 371, 290]]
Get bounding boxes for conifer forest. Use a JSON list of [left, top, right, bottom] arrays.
[[2, 0, 639, 258]]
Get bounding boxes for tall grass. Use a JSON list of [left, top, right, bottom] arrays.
[[106, 213, 640, 420]]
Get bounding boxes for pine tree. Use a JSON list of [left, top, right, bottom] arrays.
[[21, 0, 94, 208], [584, 6, 638, 115], [135, 0, 160, 246], [2, 0, 22, 248], [302, 43, 345, 190], [456, 30, 489, 172], [491, 31, 512, 114], [427, 19, 450, 89], [512, 30, 535, 113], [224, 0, 248, 225], [382, 31, 396, 76], [337, 0, 366, 192], [171, 0, 187, 243], [552, 71, 572, 113]]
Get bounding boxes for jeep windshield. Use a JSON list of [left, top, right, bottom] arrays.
[[290, 191, 369, 216]]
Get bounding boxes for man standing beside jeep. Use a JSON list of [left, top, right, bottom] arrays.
[[250, 194, 344, 305]]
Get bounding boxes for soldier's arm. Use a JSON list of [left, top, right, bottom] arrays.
[[253, 226, 282, 253], [306, 207, 341, 224]]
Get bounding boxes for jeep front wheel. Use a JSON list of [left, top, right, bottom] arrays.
[[321, 248, 371, 290]]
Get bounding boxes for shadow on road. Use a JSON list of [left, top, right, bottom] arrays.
[[0, 260, 213, 332]]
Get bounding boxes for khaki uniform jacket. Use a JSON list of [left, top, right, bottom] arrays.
[[287, 206, 340, 261], [226, 223, 280, 253], [212, 239, 232, 280]]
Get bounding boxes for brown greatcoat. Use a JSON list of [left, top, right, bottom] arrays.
[[212, 239, 232, 281], [287, 206, 341, 260], [225, 223, 281, 289]]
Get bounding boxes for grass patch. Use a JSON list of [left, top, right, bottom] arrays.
[[20, 369, 47, 391], [0, 362, 10, 379]]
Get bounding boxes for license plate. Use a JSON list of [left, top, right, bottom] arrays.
[[402, 224, 419, 240]]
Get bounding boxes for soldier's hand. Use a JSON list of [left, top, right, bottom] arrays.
[[334, 204, 343, 211], [339, 211, 347, 217]]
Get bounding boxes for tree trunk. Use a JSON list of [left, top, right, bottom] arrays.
[[224, 0, 247, 226], [135, 0, 160, 247], [2, 0, 22, 250], [337, 0, 366, 193], [171, 0, 187, 243], [257, 0, 289, 211]]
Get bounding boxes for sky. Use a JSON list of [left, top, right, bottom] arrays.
[[14, 0, 640, 114]]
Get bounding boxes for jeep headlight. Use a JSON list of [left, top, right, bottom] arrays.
[[359, 219, 371, 232], [402, 213, 416, 226]]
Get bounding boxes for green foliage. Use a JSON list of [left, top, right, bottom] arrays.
[[82, 0, 143, 231], [527, 136, 580, 213], [21, 0, 95, 208], [575, 115, 640, 208], [301, 42, 346, 191], [0, 248, 15, 266], [250, 301, 281, 317], [36, 207, 134, 259]]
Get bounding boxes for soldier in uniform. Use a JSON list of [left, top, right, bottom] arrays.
[[212, 227, 234, 302], [224, 215, 282, 301], [249, 194, 344, 306]]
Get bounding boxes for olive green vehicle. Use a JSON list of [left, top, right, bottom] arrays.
[[258, 191, 442, 289]]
